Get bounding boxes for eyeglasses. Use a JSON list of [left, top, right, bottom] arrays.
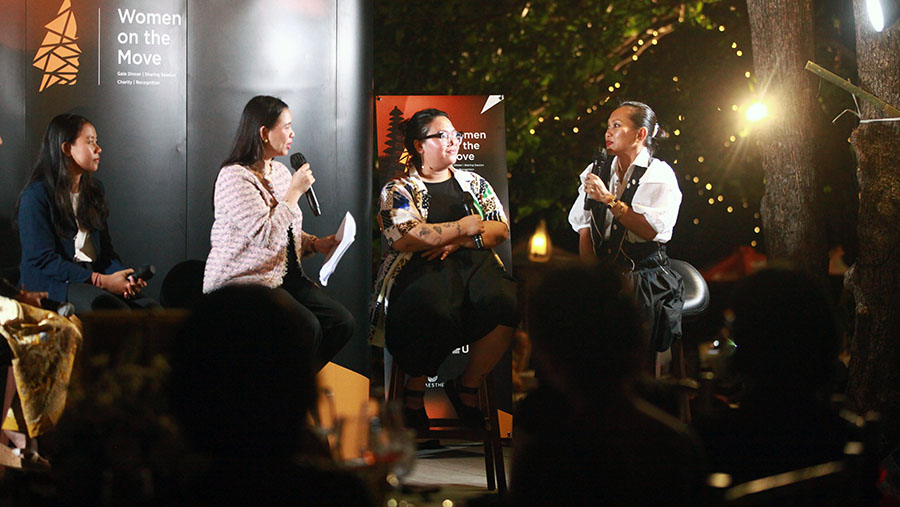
[[421, 130, 464, 145]]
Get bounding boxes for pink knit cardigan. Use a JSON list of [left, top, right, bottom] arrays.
[[203, 162, 315, 293]]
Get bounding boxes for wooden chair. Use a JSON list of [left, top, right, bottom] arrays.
[[386, 355, 507, 493]]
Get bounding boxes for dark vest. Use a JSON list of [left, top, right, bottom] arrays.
[[589, 159, 665, 267]]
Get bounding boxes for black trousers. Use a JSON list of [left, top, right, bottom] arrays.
[[276, 277, 354, 371], [67, 282, 159, 314]]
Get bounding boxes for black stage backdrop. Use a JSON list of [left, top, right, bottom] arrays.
[[0, 0, 373, 375]]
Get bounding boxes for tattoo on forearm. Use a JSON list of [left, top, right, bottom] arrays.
[[433, 224, 443, 235], [417, 227, 432, 239], [455, 222, 462, 236]]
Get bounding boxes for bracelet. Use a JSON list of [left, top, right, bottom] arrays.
[[613, 201, 627, 219], [607, 197, 619, 209]]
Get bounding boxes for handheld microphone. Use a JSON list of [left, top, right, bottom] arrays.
[[40, 298, 75, 317], [290, 152, 322, 216], [129, 264, 156, 282], [0, 278, 74, 316], [584, 148, 609, 211], [462, 193, 485, 249]]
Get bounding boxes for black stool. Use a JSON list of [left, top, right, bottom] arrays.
[[668, 259, 710, 422]]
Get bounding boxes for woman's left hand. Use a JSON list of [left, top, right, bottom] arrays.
[[314, 234, 339, 255], [584, 173, 614, 204], [124, 276, 147, 299], [422, 242, 461, 261]]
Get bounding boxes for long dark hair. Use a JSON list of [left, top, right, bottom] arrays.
[[17, 113, 108, 238], [403, 108, 450, 171], [620, 100, 668, 155], [222, 95, 289, 169]]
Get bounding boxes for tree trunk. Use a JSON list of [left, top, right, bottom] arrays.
[[746, 0, 828, 276], [846, 0, 900, 457]]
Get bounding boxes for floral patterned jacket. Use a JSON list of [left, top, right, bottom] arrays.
[[369, 168, 508, 346]]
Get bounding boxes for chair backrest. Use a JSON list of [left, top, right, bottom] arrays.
[[670, 259, 709, 318], [159, 260, 206, 309]]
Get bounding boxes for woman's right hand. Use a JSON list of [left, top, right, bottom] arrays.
[[96, 269, 143, 298], [458, 214, 485, 237], [286, 163, 315, 203]]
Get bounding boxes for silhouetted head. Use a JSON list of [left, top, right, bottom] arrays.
[[730, 267, 839, 394], [170, 284, 317, 457], [528, 263, 644, 398]]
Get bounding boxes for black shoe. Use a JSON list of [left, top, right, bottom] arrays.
[[403, 388, 430, 433], [444, 377, 485, 429]]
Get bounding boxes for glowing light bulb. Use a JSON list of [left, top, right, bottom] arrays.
[[746, 102, 769, 123]]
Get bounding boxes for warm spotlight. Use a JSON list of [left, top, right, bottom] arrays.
[[746, 102, 768, 123], [867, 0, 900, 32]]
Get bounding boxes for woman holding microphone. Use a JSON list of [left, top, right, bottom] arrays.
[[16, 113, 152, 313], [203, 95, 353, 371], [568, 101, 684, 365]]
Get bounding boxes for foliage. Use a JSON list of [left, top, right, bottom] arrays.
[[375, 0, 859, 267]]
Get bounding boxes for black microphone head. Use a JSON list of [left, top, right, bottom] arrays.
[[133, 264, 156, 281], [290, 152, 307, 170], [594, 147, 607, 166], [462, 192, 475, 206]]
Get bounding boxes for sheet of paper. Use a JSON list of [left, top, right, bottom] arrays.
[[319, 211, 356, 286]]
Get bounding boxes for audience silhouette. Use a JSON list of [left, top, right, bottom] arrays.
[[695, 267, 859, 484], [510, 264, 705, 506], [171, 284, 373, 505]]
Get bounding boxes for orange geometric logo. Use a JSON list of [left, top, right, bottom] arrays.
[[33, 0, 81, 92]]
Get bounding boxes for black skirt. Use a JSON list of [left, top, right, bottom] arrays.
[[624, 254, 684, 352], [385, 249, 518, 377]]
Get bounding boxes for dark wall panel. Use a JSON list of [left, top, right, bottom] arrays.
[[0, 1, 28, 268]]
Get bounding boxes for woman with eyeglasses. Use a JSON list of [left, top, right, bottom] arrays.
[[371, 108, 517, 431], [568, 100, 684, 370]]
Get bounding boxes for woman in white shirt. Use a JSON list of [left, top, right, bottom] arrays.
[[568, 101, 684, 360]]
